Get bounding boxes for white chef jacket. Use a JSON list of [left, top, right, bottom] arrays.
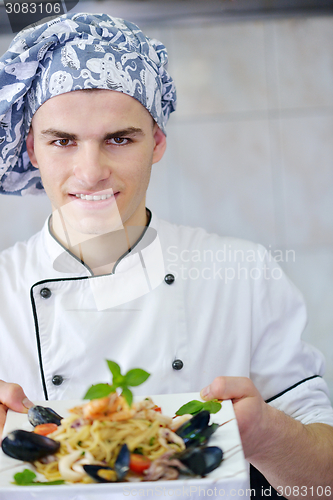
[[0, 210, 332, 426]]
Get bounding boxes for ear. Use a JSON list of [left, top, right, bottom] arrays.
[[25, 127, 38, 168], [152, 125, 167, 164]]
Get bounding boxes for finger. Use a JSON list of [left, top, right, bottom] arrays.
[[200, 376, 259, 402], [0, 380, 33, 414], [0, 404, 8, 441]]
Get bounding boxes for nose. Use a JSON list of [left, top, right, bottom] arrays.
[[73, 142, 110, 187]]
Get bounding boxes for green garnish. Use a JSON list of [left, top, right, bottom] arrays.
[[175, 399, 222, 416], [133, 447, 143, 455], [13, 469, 65, 486], [83, 360, 150, 407]]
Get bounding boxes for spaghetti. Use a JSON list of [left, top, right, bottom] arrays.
[[33, 394, 187, 483]]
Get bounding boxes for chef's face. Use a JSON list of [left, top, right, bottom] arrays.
[[26, 89, 166, 241]]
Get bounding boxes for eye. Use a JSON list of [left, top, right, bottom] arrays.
[[109, 137, 130, 146], [54, 138, 73, 147]]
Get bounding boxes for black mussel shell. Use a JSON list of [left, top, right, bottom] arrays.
[[83, 444, 130, 483], [114, 444, 130, 480], [185, 422, 220, 448], [176, 446, 223, 476], [28, 405, 63, 427], [1, 429, 60, 462], [83, 465, 118, 483], [176, 410, 211, 445]]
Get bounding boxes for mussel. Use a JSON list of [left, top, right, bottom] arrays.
[[28, 405, 63, 427], [83, 465, 117, 483], [175, 446, 223, 476], [114, 443, 130, 480], [144, 445, 224, 481], [1, 429, 60, 461], [83, 444, 130, 483], [175, 410, 218, 448], [193, 422, 219, 446]]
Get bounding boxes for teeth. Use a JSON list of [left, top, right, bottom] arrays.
[[75, 193, 113, 201]]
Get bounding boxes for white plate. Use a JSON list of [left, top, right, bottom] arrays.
[[0, 393, 249, 499]]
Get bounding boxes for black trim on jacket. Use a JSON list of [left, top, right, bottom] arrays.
[[265, 375, 320, 404], [30, 210, 153, 400]]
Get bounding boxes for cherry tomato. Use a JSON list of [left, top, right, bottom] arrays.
[[129, 454, 151, 474], [33, 423, 58, 436]]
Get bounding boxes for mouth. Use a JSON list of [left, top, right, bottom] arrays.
[[74, 193, 114, 201], [67, 191, 120, 211]]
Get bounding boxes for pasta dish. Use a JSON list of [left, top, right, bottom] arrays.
[[34, 393, 188, 483]]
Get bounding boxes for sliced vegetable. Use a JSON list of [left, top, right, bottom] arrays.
[[129, 454, 151, 474], [33, 423, 58, 436]]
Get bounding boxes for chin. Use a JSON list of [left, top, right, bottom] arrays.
[[76, 222, 123, 236]]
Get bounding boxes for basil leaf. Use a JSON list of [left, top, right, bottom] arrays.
[[113, 374, 125, 387], [13, 469, 65, 486], [202, 400, 222, 414], [175, 400, 204, 416], [175, 399, 222, 416], [124, 369, 150, 387], [83, 383, 113, 400], [83, 361, 150, 402], [107, 360, 121, 378], [13, 469, 36, 485], [121, 386, 133, 407]]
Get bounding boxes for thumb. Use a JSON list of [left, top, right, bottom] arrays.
[[200, 376, 259, 402], [0, 381, 33, 441], [0, 380, 33, 413]]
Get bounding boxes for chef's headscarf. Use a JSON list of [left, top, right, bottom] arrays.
[[0, 12, 176, 195]]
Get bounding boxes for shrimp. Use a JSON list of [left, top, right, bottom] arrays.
[[84, 394, 134, 420], [70, 393, 135, 421], [83, 396, 111, 418]]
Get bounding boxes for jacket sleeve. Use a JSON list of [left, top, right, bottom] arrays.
[[250, 244, 333, 426]]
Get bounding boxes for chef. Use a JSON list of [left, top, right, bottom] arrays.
[[0, 12, 332, 498]]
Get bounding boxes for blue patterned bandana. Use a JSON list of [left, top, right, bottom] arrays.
[[0, 12, 176, 195]]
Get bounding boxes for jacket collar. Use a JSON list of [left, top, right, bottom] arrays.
[[42, 209, 159, 276]]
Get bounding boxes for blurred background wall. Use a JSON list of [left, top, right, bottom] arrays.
[[0, 1, 333, 400]]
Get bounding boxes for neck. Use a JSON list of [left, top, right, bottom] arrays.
[[51, 210, 149, 276]]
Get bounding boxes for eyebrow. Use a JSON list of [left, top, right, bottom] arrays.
[[39, 127, 145, 140]]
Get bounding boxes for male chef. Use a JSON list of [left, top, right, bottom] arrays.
[[0, 12, 332, 498]]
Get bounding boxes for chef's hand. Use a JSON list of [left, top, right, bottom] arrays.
[[0, 380, 33, 440], [200, 376, 269, 459], [201, 377, 333, 500]]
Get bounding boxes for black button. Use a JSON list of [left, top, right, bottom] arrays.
[[172, 359, 183, 370], [52, 375, 63, 386], [164, 274, 175, 285], [40, 287, 52, 299]]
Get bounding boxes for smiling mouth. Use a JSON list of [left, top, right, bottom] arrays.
[[74, 193, 114, 201]]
